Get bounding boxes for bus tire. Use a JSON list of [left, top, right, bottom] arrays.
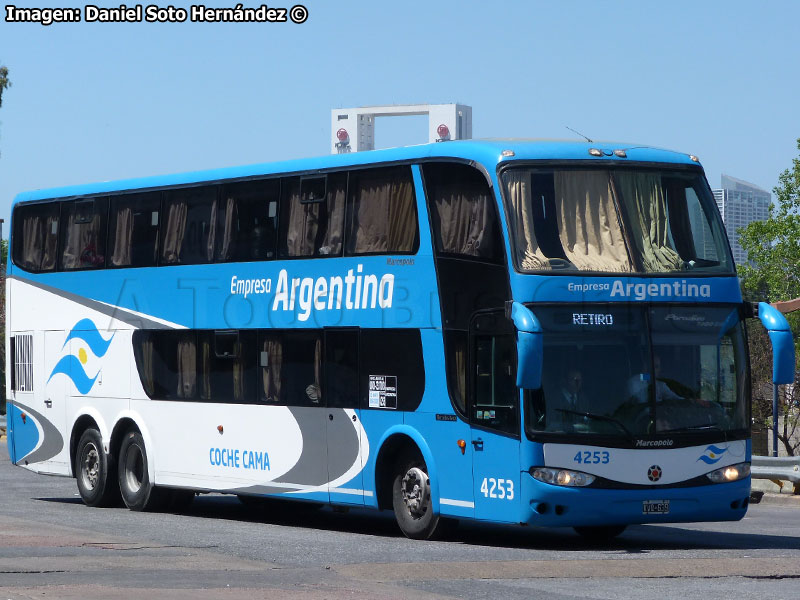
[[573, 525, 627, 542], [391, 456, 448, 540], [75, 428, 120, 507], [118, 430, 167, 512]]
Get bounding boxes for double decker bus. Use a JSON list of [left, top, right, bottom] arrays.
[[5, 140, 794, 540]]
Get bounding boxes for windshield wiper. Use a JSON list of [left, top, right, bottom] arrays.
[[658, 423, 724, 434], [555, 408, 634, 439]]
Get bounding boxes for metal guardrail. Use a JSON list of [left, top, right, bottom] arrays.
[[752, 455, 800, 494]]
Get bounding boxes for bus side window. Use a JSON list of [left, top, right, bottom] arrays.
[[12, 202, 60, 273], [217, 179, 280, 262], [259, 331, 322, 406], [161, 186, 218, 265], [422, 162, 503, 263], [60, 198, 108, 270], [108, 192, 160, 268], [345, 166, 419, 256], [279, 173, 345, 258]]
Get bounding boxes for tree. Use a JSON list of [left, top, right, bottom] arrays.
[[0, 65, 10, 108], [739, 138, 800, 456]]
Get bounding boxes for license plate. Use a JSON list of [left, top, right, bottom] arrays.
[[643, 500, 670, 515]]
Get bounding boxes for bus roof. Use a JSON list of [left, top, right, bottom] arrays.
[[11, 139, 700, 205]]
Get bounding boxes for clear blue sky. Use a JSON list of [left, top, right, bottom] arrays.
[[1, 0, 799, 233]]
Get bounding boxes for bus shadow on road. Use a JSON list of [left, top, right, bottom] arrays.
[[34, 493, 800, 552]]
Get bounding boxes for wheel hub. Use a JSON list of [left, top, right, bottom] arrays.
[[81, 444, 100, 491], [401, 467, 430, 518]]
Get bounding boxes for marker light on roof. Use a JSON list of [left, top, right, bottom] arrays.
[[501, 150, 515, 157], [613, 149, 627, 158], [436, 124, 450, 139], [336, 128, 349, 142], [690, 155, 700, 162], [589, 148, 603, 157]]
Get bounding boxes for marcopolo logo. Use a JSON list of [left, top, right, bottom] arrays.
[[230, 264, 395, 322], [635, 439, 674, 448]]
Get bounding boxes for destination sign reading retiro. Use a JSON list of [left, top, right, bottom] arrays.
[[230, 264, 395, 322]]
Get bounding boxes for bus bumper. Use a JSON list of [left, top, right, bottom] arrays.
[[521, 472, 752, 527]]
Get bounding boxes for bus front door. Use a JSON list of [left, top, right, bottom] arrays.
[[324, 329, 364, 505], [469, 313, 521, 523]]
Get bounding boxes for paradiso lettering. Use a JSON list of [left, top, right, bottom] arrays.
[[230, 265, 395, 322]]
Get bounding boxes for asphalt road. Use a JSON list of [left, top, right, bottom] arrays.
[[1, 443, 799, 599]]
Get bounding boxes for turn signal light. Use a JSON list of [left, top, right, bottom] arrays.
[[217, 425, 224, 434], [457, 439, 466, 455]]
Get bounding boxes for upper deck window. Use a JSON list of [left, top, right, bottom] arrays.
[[60, 198, 108, 270], [161, 186, 218, 265], [501, 167, 732, 275], [108, 192, 160, 268], [423, 162, 503, 263], [280, 173, 345, 258], [12, 202, 59, 273], [345, 166, 418, 255]]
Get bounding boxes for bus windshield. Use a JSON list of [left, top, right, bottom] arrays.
[[501, 167, 732, 274], [526, 305, 749, 438]]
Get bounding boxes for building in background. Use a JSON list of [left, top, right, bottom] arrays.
[[712, 175, 771, 265]]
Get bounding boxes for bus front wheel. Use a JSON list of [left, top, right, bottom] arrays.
[[392, 457, 449, 540], [118, 430, 167, 511], [75, 428, 120, 507]]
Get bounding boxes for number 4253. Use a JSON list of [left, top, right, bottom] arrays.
[[480, 477, 514, 500]]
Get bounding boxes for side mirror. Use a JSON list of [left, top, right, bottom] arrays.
[[507, 302, 543, 389], [758, 302, 796, 384]]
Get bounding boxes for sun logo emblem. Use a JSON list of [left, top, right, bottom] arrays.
[[647, 465, 663, 482]]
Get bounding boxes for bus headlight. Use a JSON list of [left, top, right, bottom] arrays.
[[530, 467, 595, 487], [706, 462, 750, 483]]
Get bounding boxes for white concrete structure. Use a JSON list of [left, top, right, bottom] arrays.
[[330, 104, 472, 153]]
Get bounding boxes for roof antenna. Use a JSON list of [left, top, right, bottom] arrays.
[[566, 126, 593, 143]]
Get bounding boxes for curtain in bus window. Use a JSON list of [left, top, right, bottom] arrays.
[[176, 336, 196, 398], [20, 213, 57, 271], [505, 170, 551, 270], [615, 173, 682, 272], [347, 169, 416, 254], [305, 337, 323, 403], [162, 201, 187, 264], [554, 171, 632, 272], [233, 340, 244, 401], [41, 215, 59, 271], [206, 200, 219, 262], [283, 177, 345, 257], [262, 337, 283, 402], [219, 196, 237, 261], [433, 178, 496, 258], [200, 338, 212, 400], [61, 202, 106, 270], [110, 206, 133, 266]]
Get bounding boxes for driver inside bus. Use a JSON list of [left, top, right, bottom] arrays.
[[628, 354, 683, 403]]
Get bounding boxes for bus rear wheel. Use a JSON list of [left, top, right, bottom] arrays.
[[392, 456, 449, 540], [118, 430, 167, 511], [573, 525, 627, 542], [75, 428, 120, 507]]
